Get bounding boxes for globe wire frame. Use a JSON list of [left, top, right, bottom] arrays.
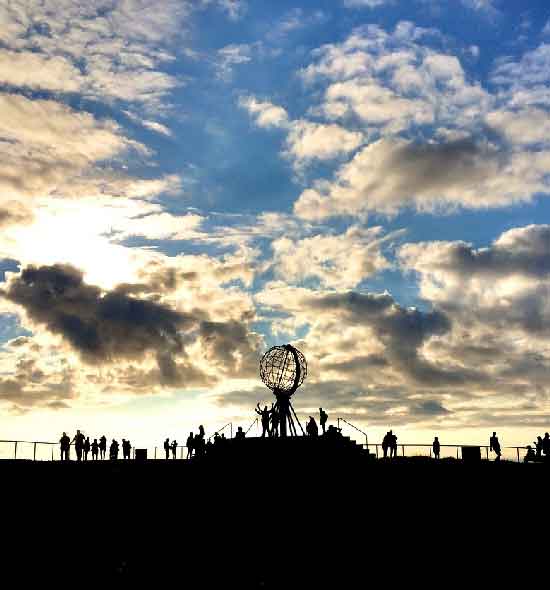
[[259, 345, 307, 395], [259, 344, 308, 437]]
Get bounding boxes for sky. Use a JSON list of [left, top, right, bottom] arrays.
[[1, 0, 550, 452]]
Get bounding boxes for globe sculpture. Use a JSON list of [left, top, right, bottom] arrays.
[[259, 344, 308, 437]]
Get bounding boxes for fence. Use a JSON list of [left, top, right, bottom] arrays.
[[0, 423, 533, 463]]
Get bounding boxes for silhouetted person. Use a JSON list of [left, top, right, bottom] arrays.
[[122, 439, 131, 459], [256, 404, 273, 437], [235, 426, 246, 440], [306, 416, 318, 437], [195, 436, 205, 457], [536, 436, 543, 459], [524, 445, 536, 463], [490, 432, 501, 461], [171, 440, 178, 459], [390, 431, 398, 458], [164, 438, 170, 460], [109, 439, 119, 460], [198, 425, 205, 440], [186, 432, 194, 459], [91, 438, 99, 460], [432, 436, 440, 459], [99, 435, 107, 460], [319, 408, 328, 434], [543, 433, 550, 457], [59, 432, 70, 461], [72, 430, 85, 462], [83, 436, 90, 461], [270, 408, 280, 437], [381, 432, 390, 458]]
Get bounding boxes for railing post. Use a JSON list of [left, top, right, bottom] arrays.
[[230, 423, 233, 439], [516, 448, 520, 463], [486, 447, 489, 460], [154, 447, 157, 460], [402, 445, 405, 457], [14, 441, 17, 460], [456, 447, 459, 459], [33, 442, 37, 461], [375, 444, 378, 458], [337, 418, 340, 430]]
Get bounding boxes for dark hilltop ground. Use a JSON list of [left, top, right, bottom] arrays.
[[4, 436, 549, 586]]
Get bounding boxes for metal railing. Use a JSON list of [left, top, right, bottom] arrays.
[[0, 432, 534, 463], [245, 417, 259, 435], [362, 443, 528, 462], [337, 418, 368, 449]]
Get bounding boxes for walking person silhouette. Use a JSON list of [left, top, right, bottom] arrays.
[[59, 432, 70, 461], [256, 403, 273, 437], [171, 440, 177, 459], [489, 432, 501, 461], [164, 438, 170, 460], [319, 408, 328, 435], [99, 435, 107, 460], [432, 436, 440, 459]]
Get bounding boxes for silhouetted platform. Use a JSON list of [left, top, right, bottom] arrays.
[[204, 433, 374, 464], [3, 440, 548, 586]]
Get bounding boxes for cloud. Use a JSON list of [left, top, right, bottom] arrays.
[[1, 263, 263, 396], [486, 108, 550, 146], [239, 97, 290, 128], [0, 92, 152, 204], [302, 23, 490, 134], [399, 225, 550, 281], [294, 137, 550, 219], [216, 44, 253, 80], [270, 226, 401, 288], [491, 43, 550, 108], [0, 202, 33, 229], [214, 0, 247, 21], [399, 225, 550, 336], [240, 95, 363, 167], [0, 0, 192, 105], [285, 121, 363, 164], [461, 0, 499, 17], [0, 50, 84, 93], [343, 0, 391, 7]]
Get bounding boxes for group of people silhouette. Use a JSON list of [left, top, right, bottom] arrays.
[[57, 421, 541, 463], [381, 430, 398, 458], [255, 404, 329, 438], [59, 431, 132, 461], [524, 432, 550, 462]]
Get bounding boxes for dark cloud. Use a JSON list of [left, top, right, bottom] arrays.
[[305, 291, 458, 385], [406, 225, 550, 279], [2, 264, 262, 387], [411, 400, 450, 416], [382, 139, 509, 198]]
